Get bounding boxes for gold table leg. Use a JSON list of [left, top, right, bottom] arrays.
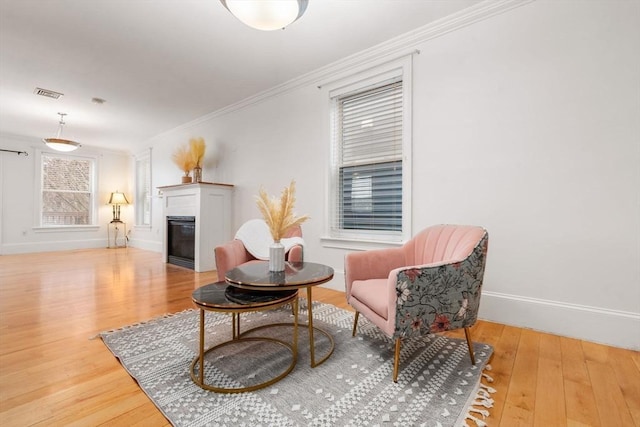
[[199, 309, 205, 386], [306, 286, 334, 368], [293, 297, 298, 361]]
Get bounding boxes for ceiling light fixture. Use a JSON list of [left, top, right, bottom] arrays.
[[43, 112, 81, 152], [219, 0, 308, 31]]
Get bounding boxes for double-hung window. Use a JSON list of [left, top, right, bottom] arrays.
[[39, 151, 97, 226], [327, 58, 412, 246]]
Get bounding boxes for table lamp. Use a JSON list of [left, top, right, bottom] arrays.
[[108, 191, 129, 223]]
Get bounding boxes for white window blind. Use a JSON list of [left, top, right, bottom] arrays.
[[332, 80, 403, 234]]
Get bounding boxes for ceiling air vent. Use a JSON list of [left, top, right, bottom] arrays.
[[33, 87, 63, 99]]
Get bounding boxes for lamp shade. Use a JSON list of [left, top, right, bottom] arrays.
[[220, 0, 308, 31], [43, 138, 81, 152], [108, 192, 130, 205]]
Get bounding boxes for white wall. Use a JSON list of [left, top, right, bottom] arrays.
[[0, 134, 131, 253], [2, 1, 638, 349], [133, 0, 640, 349]]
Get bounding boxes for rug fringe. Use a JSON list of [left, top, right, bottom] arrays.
[[464, 364, 496, 427]]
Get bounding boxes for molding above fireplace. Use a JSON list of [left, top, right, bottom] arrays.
[[158, 182, 234, 272]]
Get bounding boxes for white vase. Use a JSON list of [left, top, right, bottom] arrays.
[[269, 241, 285, 272]]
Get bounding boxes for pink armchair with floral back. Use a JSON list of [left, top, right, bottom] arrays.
[[214, 221, 304, 281], [345, 224, 489, 382]]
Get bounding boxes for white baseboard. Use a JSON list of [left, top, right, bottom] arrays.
[[1, 238, 163, 255], [128, 238, 162, 253], [323, 271, 640, 350], [480, 291, 640, 351], [1, 239, 107, 254]]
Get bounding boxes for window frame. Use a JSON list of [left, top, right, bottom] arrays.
[[323, 56, 413, 249], [134, 148, 152, 228], [34, 149, 99, 229]]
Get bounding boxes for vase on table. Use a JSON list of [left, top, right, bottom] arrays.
[[269, 241, 285, 272], [181, 174, 192, 184], [193, 166, 202, 183]]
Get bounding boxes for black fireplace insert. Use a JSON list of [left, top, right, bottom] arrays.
[[167, 216, 195, 269]]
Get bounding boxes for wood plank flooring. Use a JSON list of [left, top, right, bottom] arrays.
[[1, 248, 638, 426]]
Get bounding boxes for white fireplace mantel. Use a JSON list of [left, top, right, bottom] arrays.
[[158, 182, 234, 272]]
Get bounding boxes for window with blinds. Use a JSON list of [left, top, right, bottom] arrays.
[[332, 80, 403, 234], [40, 153, 95, 226]]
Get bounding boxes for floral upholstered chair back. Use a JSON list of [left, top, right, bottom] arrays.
[[394, 225, 488, 339], [345, 224, 488, 382]]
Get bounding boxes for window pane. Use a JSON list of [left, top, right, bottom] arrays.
[[42, 192, 91, 225], [42, 157, 91, 191], [339, 160, 402, 231]]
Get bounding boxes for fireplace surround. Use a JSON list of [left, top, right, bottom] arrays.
[[158, 182, 233, 272]]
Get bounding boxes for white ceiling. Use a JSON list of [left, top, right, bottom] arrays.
[[0, 0, 479, 153]]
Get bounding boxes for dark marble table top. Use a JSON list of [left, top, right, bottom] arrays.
[[225, 261, 334, 291], [192, 281, 297, 310]]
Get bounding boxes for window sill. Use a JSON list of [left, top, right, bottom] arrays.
[[320, 236, 403, 251], [33, 225, 100, 233]]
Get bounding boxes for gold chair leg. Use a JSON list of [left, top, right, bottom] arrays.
[[352, 311, 359, 337], [393, 338, 401, 383], [464, 327, 476, 365]]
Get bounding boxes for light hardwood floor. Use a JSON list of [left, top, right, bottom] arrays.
[[0, 248, 638, 426]]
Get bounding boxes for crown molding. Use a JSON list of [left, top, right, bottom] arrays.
[[147, 0, 535, 143]]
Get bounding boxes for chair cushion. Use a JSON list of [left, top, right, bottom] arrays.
[[350, 278, 389, 321]]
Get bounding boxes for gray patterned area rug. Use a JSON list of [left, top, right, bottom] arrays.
[[100, 300, 495, 427]]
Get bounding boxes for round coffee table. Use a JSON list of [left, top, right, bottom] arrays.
[[190, 282, 299, 393], [225, 261, 335, 368]]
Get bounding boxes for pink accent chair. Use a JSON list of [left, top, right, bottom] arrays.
[[214, 224, 304, 281], [345, 224, 489, 382]]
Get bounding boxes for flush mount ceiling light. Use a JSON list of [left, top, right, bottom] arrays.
[[220, 0, 308, 31], [43, 112, 81, 152]]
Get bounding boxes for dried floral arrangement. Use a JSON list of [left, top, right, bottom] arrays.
[[172, 145, 196, 176], [256, 180, 309, 242], [172, 137, 207, 178], [189, 137, 206, 168]]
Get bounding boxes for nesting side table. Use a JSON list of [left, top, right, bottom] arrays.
[[190, 282, 299, 393]]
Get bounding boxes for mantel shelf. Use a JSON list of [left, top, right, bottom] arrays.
[[158, 182, 234, 190]]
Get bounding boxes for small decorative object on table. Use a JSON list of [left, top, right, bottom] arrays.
[[190, 137, 206, 183], [172, 144, 195, 183], [256, 180, 309, 272], [269, 241, 285, 272]]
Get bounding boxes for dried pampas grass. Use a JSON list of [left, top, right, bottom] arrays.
[[256, 180, 309, 242], [172, 137, 207, 176], [189, 137, 206, 167], [172, 145, 196, 176]]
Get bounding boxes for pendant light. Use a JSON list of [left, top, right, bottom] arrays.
[[220, 0, 308, 31], [43, 112, 81, 152]]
